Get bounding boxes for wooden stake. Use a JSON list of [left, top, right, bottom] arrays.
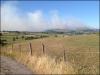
[[19, 44, 21, 52], [29, 43, 32, 56], [63, 50, 66, 61], [12, 44, 13, 51], [42, 43, 45, 54]]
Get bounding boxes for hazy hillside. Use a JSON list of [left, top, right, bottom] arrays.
[[45, 28, 99, 34]]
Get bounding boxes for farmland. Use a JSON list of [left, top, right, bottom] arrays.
[[1, 0, 99, 74], [0, 32, 99, 74]]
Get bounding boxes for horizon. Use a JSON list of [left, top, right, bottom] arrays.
[[1, 1, 99, 31]]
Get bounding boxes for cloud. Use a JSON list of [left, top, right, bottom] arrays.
[[1, 1, 29, 31], [1, 2, 49, 31], [65, 17, 89, 30], [27, 10, 48, 31], [50, 10, 66, 29], [1, 1, 89, 32]]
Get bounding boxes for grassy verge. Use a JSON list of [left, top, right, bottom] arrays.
[[0, 48, 77, 74]]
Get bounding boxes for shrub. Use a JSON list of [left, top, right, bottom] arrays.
[[0, 39, 7, 46]]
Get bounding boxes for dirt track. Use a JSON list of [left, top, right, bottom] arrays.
[[0, 56, 33, 75]]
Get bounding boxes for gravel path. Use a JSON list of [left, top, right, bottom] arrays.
[[0, 56, 33, 75]]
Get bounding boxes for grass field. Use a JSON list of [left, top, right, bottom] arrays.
[[1, 34, 99, 74]]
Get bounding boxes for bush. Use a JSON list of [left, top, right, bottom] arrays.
[[13, 37, 16, 41], [25, 35, 49, 40], [0, 33, 2, 36], [22, 36, 24, 39], [25, 36, 36, 40], [16, 36, 18, 39], [55, 35, 57, 37], [0, 39, 7, 46]]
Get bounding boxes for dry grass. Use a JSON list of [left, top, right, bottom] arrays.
[[1, 49, 77, 74], [1, 34, 99, 74], [27, 55, 76, 74]]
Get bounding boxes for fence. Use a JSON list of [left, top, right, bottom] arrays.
[[2, 42, 67, 62], [2, 41, 98, 63]]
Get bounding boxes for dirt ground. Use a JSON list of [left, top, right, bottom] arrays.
[[0, 56, 33, 74]]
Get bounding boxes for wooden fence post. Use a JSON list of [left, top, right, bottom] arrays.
[[5, 46, 7, 51], [12, 44, 13, 51], [10, 44, 13, 53], [63, 50, 66, 61], [42, 43, 45, 54], [29, 43, 33, 56], [19, 44, 21, 53]]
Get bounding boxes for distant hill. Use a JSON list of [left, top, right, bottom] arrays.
[[45, 28, 99, 34]]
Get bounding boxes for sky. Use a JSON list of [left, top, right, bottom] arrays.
[[1, 1, 99, 31]]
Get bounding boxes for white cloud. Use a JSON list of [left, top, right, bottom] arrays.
[[65, 18, 89, 30], [1, 2, 48, 32], [1, 1, 29, 31], [1, 1, 89, 32], [50, 10, 66, 29], [27, 10, 48, 31]]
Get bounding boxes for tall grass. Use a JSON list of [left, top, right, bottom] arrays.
[[27, 55, 76, 74], [1, 49, 77, 74]]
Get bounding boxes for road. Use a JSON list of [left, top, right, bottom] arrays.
[[0, 56, 33, 75]]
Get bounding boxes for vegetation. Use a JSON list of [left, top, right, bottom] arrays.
[[0, 31, 49, 45], [0, 31, 99, 74], [0, 39, 7, 46]]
